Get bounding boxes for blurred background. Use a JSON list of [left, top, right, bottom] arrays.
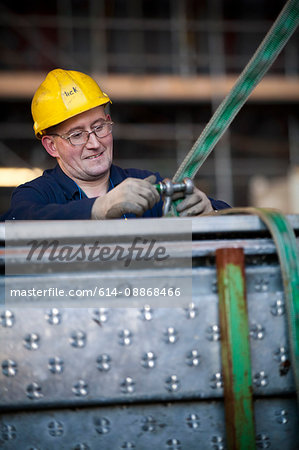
[[0, 0, 298, 215]]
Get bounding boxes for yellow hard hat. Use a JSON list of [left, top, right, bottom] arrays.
[[31, 68, 111, 138]]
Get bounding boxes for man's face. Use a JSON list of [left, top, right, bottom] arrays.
[[43, 105, 113, 182]]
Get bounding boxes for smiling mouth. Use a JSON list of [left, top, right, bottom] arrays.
[[85, 152, 103, 160]]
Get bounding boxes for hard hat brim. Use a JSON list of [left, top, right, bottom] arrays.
[[34, 98, 111, 139]]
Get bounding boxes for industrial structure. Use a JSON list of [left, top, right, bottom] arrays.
[[0, 0, 298, 213], [0, 1, 299, 449]]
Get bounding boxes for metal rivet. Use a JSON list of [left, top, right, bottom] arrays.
[[164, 327, 178, 344], [120, 377, 135, 393], [273, 347, 291, 375], [119, 329, 132, 346], [250, 324, 265, 340], [165, 375, 180, 392], [256, 433, 271, 448], [211, 436, 225, 450], [92, 308, 109, 325], [270, 299, 285, 316], [273, 346, 288, 362], [48, 420, 64, 437], [253, 371, 269, 387], [206, 324, 221, 341], [211, 278, 218, 293], [26, 382, 43, 400], [97, 354, 111, 372], [94, 417, 111, 434], [72, 379, 88, 397], [48, 357, 64, 374], [186, 350, 201, 367], [254, 277, 269, 292], [210, 372, 223, 389], [69, 330, 86, 348], [166, 438, 181, 449], [139, 305, 153, 321], [0, 424, 16, 440], [141, 351, 157, 369], [184, 302, 199, 319], [0, 310, 15, 327], [186, 413, 200, 429], [45, 308, 62, 325], [2, 359, 18, 377], [141, 415, 157, 432], [275, 409, 288, 424], [24, 333, 40, 350], [121, 442, 136, 449]]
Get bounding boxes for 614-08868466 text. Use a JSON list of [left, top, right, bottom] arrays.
[[98, 287, 182, 297]]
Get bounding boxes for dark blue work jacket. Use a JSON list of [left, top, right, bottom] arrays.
[[0, 164, 230, 220]]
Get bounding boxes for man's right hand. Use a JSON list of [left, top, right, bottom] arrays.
[[91, 175, 160, 219]]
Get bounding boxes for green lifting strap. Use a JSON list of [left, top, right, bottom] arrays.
[[172, 0, 299, 184], [217, 208, 299, 402]]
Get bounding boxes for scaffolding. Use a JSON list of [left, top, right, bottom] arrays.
[[0, 0, 298, 212]]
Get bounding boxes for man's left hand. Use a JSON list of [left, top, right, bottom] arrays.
[[175, 187, 214, 216]]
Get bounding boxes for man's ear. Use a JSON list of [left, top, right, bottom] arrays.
[[41, 136, 59, 158], [105, 113, 111, 121]]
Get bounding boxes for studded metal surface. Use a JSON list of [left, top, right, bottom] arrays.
[[0, 283, 295, 409], [0, 217, 298, 448], [0, 399, 298, 449]]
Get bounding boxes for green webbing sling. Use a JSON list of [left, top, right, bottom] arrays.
[[217, 208, 299, 403], [172, 0, 299, 183]]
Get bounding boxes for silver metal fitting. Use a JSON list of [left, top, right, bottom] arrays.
[[159, 178, 194, 215]]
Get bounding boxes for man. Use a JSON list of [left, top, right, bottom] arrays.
[[0, 69, 229, 221]]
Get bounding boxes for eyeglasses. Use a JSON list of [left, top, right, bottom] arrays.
[[48, 121, 113, 146]]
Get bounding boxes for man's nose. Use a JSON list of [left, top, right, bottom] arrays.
[[85, 130, 101, 148]]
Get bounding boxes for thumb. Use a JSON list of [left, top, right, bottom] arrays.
[[144, 174, 157, 184]]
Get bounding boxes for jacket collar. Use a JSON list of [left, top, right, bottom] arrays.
[[47, 163, 124, 200]]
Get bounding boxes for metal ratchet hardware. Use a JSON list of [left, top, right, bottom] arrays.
[[155, 177, 194, 215]]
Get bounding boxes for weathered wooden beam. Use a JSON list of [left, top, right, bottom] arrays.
[[0, 72, 298, 102]]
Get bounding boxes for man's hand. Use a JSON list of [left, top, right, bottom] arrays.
[[91, 175, 160, 219], [175, 187, 214, 216]]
